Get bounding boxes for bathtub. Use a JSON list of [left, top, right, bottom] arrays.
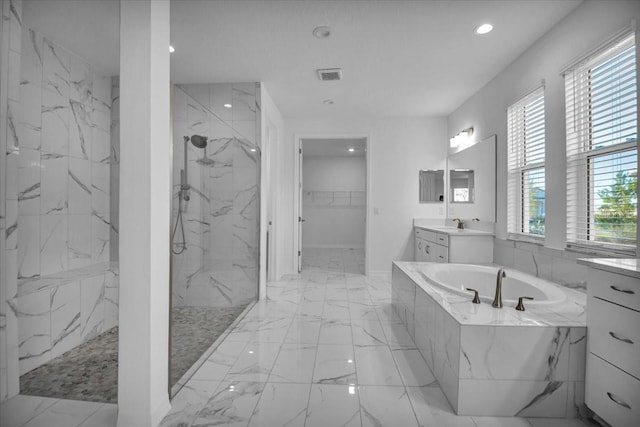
[[419, 263, 567, 307], [391, 261, 587, 418]]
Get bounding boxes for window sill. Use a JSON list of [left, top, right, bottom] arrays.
[[566, 244, 637, 259], [507, 233, 545, 246]]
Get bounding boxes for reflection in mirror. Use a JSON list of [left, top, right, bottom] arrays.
[[450, 169, 475, 203], [419, 170, 444, 203]]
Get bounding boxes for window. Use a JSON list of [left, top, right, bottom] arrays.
[[565, 33, 637, 251], [507, 87, 546, 237]]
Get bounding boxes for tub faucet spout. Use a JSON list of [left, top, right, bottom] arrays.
[[492, 268, 506, 308]]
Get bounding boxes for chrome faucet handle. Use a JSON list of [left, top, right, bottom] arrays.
[[452, 218, 464, 229], [466, 288, 481, 304], [515, 296, 534, 311]]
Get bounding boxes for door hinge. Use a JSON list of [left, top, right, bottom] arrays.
[[299, 148, 302, 154], [298, 250, 301, 256]]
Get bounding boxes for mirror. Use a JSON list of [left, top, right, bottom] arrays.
[[450, 169, 474, 203], [446, 135, 496, 220], [419, 170, 444, 203]]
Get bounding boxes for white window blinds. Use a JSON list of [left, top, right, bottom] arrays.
[[565, 32, 637, 251], [507, 87, 546, 236]]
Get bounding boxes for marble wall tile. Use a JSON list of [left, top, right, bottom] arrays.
[[68, 100, 93, 160], [69, 56, 92, 105], [68, 214, 92, 269], [5, 150, 19, 202], [209, 83, 232, 121], [42, 38, 70, 97], [40, 90, 69, 156], [40, 215, 68, 275], [233, 121, 256, 147], [50, 280, 81, 358], [182, 84, 210, 111], [18, 147, 40, 216], [8, 0, 22, 53], [68, 158, 91, 214], [91, 103, 109, 133], [104, 285, 118, 330], [8, 50, 20, 102], [92, 128, 110, 164], [17, 290, 51, 375], [231, 83, 256, 121], [80, 275, 105, 341], [21, 28, 43, 88], [93, 74, 110, 110], [91, 212, 110, 263], [91, 162, 109, 214], [17, 215, 39, 279], [17, 83, 41, 150], [568, 327, 586, 381], [5, 199, 17, 249], [40, 152, 67, 215]]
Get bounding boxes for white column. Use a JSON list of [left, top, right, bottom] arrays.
[[117, 1, 171, 426]]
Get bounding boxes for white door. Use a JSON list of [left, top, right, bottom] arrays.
[[297, 142, 304, 272]]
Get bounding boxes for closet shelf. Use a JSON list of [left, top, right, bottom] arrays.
[[303, 190, 365, 207]]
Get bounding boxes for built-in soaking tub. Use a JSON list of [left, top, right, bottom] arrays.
[[391, 262, 587, 419], [421, 263, 567, 307]]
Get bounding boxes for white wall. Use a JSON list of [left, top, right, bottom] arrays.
[[302, 156, 366, 248], [447, 0, 640, 289], [261, 85, 284, 285], [276, 117, 448, 276]]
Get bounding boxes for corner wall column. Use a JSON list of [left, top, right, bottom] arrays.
[[117, 1, 171, 426]]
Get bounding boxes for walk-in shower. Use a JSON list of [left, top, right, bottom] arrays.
[[172, 135, 208, 254], [169, 83, 261, 395]]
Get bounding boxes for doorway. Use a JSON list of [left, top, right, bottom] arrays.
[[296, 138, 367, 274]]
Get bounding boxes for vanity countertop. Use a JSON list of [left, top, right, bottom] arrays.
[[414, 223, 494, 236], [577, 258, 640, 279]]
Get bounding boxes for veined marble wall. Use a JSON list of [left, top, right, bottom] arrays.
[[0, 0, 22, 403], [171, 83, 260, 308], [16, 25, 112, 281]]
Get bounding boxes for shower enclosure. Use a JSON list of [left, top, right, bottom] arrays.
[[169, 83, 261, 392]]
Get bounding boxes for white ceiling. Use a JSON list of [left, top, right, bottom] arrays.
[[302, 138, 366, 157], [23, 0, 583, 119]]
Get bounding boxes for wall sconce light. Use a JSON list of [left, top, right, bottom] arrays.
[[449, 127, 474, 148]]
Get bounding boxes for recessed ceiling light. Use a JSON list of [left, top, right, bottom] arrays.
[[313, 26, 331, 39], [348, 148, 355, 152], [223, 103, 232, 108], [474, 23, 493, 35], [250, 148, 256, 152], [169, 45, 175, 53], [323, 99, 334, 105]]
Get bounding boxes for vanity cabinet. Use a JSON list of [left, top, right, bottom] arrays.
[[584, 265, 640, 427], [413, 226, 493, 264]]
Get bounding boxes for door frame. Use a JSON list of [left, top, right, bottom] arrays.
[[293, 133, 371, 275]]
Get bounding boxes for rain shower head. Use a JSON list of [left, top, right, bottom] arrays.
[[190, 135, 208, 149]]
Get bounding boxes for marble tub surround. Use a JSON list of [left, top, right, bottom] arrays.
[[16, 25, 113, 281], [392, 262, 587, 418], [16, 263, 118, 375], [171, 84, 260, 309]]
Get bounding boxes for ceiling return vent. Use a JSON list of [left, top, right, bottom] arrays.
[[317, 68, 343, 81]]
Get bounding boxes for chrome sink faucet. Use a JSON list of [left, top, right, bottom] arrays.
[[492, 268, 506, 308], [452, 218, 464, 229]]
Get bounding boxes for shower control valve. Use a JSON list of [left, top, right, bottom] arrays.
[[466, 288, 481, 304]]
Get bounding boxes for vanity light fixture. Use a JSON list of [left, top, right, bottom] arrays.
[[313, 26, 331, 39], [223, 103, 232, 108], [474, 23, 493, 35], [449, 127, 474, 148], [169, 45, 175, 53]]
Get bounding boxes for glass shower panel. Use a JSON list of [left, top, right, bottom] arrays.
[[170, 84, 260, 392]]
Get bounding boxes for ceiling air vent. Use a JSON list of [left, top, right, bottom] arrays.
[[317, 68, 343, 81]]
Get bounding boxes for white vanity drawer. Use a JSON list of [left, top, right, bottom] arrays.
[[435, 244, 448, 263], [589, 269, 640, 311], [415, 228, 436, 242], [435, 233, 449, 246], [586, 354, 640, 427], [589, 297, 640, 379]]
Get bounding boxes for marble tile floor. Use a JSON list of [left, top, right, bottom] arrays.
[[2, 248, 593, 426]]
